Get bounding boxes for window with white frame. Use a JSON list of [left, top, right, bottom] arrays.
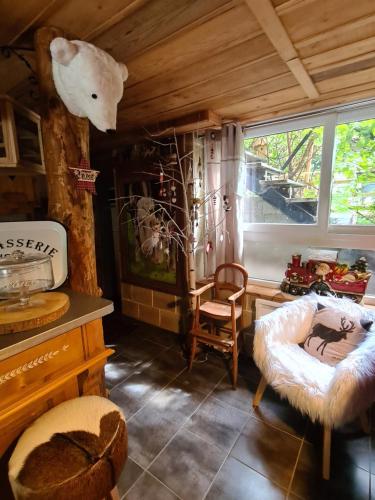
[[243, 104, 375, 299]]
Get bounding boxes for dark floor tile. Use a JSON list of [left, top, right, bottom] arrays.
[[231, 416, 301, 489], [109, 368, 171, 419], [174, 359, 225, 395], [103, 313, 139, 354], [103, 311, 139, 339], [371, 426, 375, 473], [127, 408, 181, 468], [144, 378, 207, 418], [186, 396, 249, 452], [206, 456, 286, 500], [105, 354, 143, 390], [291, 441, 371, 500], [127, 378, 207, 467], [133, 323, 181, 348], [238, 356, 262, 384], [117, 458, 144, 497], [370, 404, 375, 433], [140, 346, 186, 378], [201, 349, 232, 371], [149, 428, 226, 500], [290, 441, 321, 499], [333, 432, 371, 473], [124, 471, 179, 500], [212, 374, 256, 413], [253, 386, 307, 438], [306, 422, 371, 473], [120, 336, 168, 364]]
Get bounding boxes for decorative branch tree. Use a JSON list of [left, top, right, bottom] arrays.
[[116, 130, 230, 295]]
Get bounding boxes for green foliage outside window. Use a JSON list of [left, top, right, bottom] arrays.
[[330, 119, 375, 225], [244, 118, 375, 225]]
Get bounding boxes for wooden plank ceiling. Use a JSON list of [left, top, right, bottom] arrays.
[[1, 0, 375, 144]]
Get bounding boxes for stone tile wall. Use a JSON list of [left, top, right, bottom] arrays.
[[121, 281, 257, 334], [121, 283, 181, 334]]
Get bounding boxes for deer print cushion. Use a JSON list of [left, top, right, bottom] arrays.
[[301, 303, 373, 366]]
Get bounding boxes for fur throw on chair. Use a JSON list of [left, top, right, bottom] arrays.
[[253, 294, 375, 427]]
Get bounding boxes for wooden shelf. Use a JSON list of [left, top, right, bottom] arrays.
[[0, 95, 45, 175]]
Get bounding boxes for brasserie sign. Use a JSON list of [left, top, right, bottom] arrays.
[[0, 221, 68, 288], [0, 238, 59, 257]]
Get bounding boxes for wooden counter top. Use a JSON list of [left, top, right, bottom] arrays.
[[0, 289, 113, 361]]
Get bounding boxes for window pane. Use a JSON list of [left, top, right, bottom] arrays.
[[244, 126, 323, 224], [330, 118, 375, 225]]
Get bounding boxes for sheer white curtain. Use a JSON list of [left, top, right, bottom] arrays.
[[205, 123, 246, 280]]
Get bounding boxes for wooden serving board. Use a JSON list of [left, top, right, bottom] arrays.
[[0, 292, 70, 334]]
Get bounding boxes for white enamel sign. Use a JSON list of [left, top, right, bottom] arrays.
[[0, 221, 68, 288]]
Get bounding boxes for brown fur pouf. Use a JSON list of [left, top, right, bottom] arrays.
[[8, 396, 127, 500]]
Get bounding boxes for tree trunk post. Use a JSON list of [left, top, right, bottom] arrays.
[[34, 27, 101, 297]]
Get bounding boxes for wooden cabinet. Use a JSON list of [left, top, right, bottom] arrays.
[[0, 319, 112, 457], [0, 96, 44, 175]]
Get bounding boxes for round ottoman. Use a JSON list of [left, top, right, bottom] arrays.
[[8, 396, 127, 500]]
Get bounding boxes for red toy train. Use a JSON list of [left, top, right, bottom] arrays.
[[280, 254, 372, 302]]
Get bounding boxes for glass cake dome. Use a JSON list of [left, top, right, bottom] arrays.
[[0, 250, 54, 306]]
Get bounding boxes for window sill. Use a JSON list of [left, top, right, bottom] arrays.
[[197, 277, 374, 306]]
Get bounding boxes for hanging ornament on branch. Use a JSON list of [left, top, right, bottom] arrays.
[[171, 181, 177, 203], [159, 168, 164, 197]]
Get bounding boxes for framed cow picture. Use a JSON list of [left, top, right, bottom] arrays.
[[115, 160, 186, 295]]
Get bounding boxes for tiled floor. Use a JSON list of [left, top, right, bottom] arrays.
[[104, 314, 374, 500]]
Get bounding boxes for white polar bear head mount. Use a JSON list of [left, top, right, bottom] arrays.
[[50, 37, 128, 133]]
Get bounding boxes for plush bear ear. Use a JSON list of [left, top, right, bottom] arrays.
[[317, 303, 326, 311], [118, 62, 129, 82], [360, 319, 373, 331], [50, 37, 78, 66]]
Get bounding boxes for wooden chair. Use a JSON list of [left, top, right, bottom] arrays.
[[188, 263, 248, 388]]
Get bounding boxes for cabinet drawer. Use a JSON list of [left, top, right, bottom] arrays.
[[0, 377, 79, 457], [0, 328, 85, 411]]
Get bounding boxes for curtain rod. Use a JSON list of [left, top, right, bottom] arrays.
[[242, 98, 375, 132]]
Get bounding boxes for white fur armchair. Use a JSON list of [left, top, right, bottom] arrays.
[[252, 294, 375, 479]]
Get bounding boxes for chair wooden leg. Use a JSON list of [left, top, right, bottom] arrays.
[[105, 486, 120, 500], [188, 336, 197, 371], [360, 411, 370, 434], [253, 376, 267, 407], [232, 347, 238, 390], [322, 426, 331, 480]]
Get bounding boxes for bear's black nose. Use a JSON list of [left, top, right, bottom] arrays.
[[106, 129, 116, 135]]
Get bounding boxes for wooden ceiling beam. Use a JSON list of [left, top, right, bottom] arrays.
[[243, 0, 319, 99], [92, 109, 222, 151], [145, 110, 222, 137]]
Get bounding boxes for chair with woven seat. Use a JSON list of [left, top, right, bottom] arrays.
[[188, 263, 248, 388], [8, 395, 127, 500]]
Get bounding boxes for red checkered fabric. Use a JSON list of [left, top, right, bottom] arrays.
[[69, 158, 99, 194]]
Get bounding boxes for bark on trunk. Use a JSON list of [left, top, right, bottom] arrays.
[[34, 26, 101, 296]]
